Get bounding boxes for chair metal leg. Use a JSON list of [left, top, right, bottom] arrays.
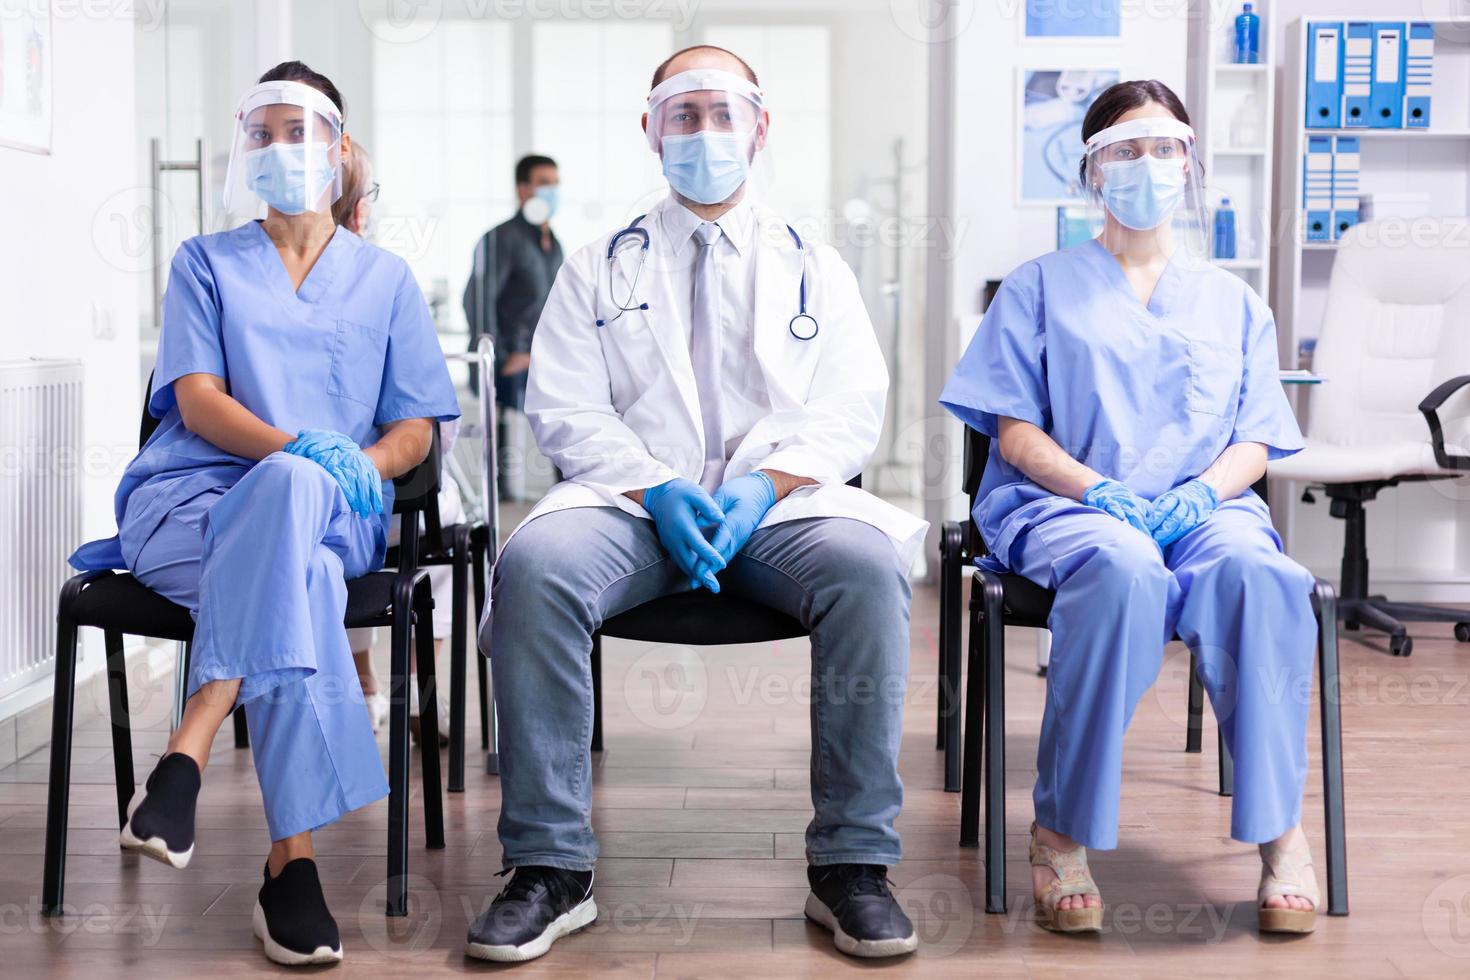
[[232, 707, 249, 749], [448, 526, 471, 793], [42, 593, 84, 916], [1314, 580, 1349, 915], [413, 580, 447, 851], [981, 573, 1008, 916], [1217, 728, 1234, 797], [103, 630, 135, 828], [937, 525, 957, 751], [1186, 652, 1204, 753], [940, 526, 964, 791], [472, 530, 491, 752], [590, 633, 604, 753], [958, 577, 985, 848], [385, 572, 418, 917]]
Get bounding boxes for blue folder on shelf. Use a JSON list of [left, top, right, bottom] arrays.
[[1304, 135, 1334, 243], [1369, 22, 1405, 128], [1331, 136, 1361, 240], [1306, 22, 1342, 128], [1405, 22, 1434, 128], [1341, 21, 1374, 127]]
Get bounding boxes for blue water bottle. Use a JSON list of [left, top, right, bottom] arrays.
[[1234, 3, 1260, 64], [1214, 198, 1237, 260]]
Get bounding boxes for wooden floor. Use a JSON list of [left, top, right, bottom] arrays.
[[4, 582, 1470, 978]]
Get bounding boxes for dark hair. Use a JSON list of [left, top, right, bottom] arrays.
[[515, 154, 558, 185], [258, 60, 346, 118], [1077, 79, 1190, 184], [650, 45, 759, 89]]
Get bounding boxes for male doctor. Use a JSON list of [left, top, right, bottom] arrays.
[[467, 45, 928, 964]]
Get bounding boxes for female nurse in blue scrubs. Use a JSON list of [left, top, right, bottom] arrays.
[[69, 62, 459, 966], [940, 80, 1320, 936]]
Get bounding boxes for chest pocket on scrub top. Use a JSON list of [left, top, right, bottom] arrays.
[[1185, 338, 1242, 418], [327, 318, 389, 409]]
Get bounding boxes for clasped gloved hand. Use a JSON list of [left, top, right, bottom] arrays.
[[642, 478, 726, 593], [1081, 478, 1153, 536], [283, 428, 384, 519], [682, 471, 780, 590], [1147, 479, 1219, 547]]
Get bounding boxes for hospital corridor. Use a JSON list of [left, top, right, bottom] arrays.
[[3, 0, 1470, 976]]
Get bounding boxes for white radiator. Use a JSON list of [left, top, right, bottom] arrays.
[[0, 359, 83, 700]]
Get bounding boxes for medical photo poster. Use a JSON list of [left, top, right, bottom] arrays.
[[1017, 69, 1118, 206], [0, 2, 52, 154]]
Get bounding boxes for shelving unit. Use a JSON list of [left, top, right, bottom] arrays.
[[1186, 0, 1276, 298], [1274, 15, 1470, 597]]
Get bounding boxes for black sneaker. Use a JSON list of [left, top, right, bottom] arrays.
[[253, 858, 343, 966], [464, 866, 596, 963], [805, 864, 918, 958], [118, 752, 200, 869]]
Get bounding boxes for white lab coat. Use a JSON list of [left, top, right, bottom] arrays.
[[511, 198, 928, 567]]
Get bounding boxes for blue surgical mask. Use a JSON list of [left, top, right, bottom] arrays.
[[533, 184, 560, 219], [245, 141, 337, 215], [660, 130, 751, 205], [1099, 156, 1187, 230]]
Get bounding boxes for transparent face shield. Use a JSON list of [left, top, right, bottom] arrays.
[[222, 80, 344, 218], [645, 68, 766, 206], [1083, 117, 1209, 267]]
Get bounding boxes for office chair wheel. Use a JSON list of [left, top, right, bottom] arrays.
[[1455, 622, 1470, 643], [1390, 634, 1413, 657]]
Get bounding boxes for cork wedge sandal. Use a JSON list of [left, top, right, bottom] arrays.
[[1030, 823, 1104, 934], [1258, 829, 1319, 934]]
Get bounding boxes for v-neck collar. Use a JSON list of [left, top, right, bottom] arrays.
[[1085, 237, 1180, 318], [249, 219, 348, 306]]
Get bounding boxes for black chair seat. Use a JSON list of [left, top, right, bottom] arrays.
[[996, 572, 1055, 624], [70, 574, 194, 640], [601, 591, 806, 645]]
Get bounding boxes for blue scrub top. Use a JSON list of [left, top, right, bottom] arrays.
[[939, 239, 1303, 570], [72, 221, 460, 572]]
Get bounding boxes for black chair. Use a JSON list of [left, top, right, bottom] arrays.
[[43, 392, 446, 919], [384, 505, 493, 791], [951, 427, 1349, 917], [589, 476, 861, 751]]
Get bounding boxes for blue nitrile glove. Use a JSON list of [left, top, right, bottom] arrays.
[[642, 478, 727, 592], [1082, 479, 1153, 537], [687, 471, 779, 591], [284, 428, 384, 519], [1147, 479, 1219, 547]]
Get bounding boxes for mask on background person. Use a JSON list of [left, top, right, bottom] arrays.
[[660, 129, 752, 206], [245, 141, 338, 216], [522, 184, 559, 225]]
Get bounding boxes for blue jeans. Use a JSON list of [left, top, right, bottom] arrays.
[[482, 508, 911, 871]]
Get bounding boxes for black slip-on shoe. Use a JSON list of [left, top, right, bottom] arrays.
[[118, 752, 200, 869], [805, 863, 918, 958], [465, 866, 596, 963], [253, 858, 343, 966]]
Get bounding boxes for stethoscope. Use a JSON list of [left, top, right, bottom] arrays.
[[596, 214, 819, 341]]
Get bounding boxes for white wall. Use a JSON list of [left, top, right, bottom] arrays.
[[0, 7, 140, 721]]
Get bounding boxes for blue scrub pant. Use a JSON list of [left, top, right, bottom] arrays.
[[125, 453, 390, 841], [483, 509, 911, 872], [1010, 496, 1316, 850]]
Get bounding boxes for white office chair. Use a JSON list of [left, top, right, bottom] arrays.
[[1271, 218, 1470, 656]]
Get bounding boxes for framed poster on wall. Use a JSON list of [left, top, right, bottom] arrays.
[[1017, 68, 1117, 205], [0, 1, 53, 154], [1023, 0, 1123, 41]]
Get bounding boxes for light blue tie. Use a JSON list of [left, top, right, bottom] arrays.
[[691, 222, 725, 491]]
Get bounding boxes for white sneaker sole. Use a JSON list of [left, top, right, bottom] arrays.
[[464, 895, 598, 963], [803, 892, 918, 958], [252, 901, 344, 966], [117, 789, 193, 870]]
